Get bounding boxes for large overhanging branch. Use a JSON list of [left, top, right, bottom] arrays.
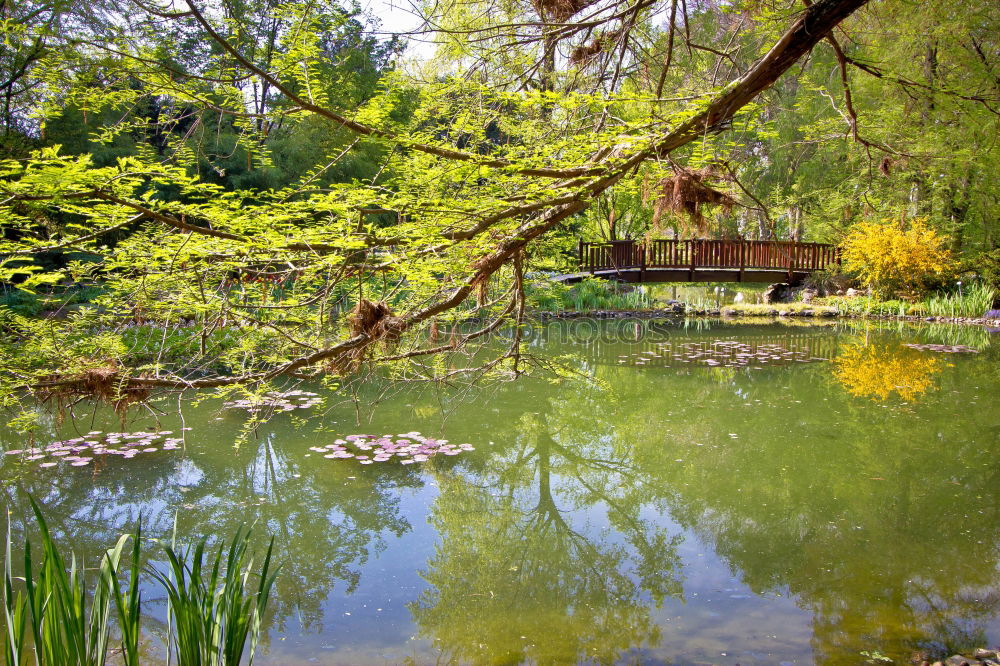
[[646, 0, 869, 159], [24, 0, 870, 393]]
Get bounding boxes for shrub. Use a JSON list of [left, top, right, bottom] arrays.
[[841, 219, 954, 299], [802, 268, 852, 295]]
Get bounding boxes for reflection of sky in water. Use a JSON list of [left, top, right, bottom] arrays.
[[1, 320, 999, 665]]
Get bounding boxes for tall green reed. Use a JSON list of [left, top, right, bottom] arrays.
[[148, 526, 278, 666], [923, 283, 996, 318], [3, 501, 278, 666], [3, 522, 27, 666], [564, 278, 654, 312], [1, 498, 141, 666]]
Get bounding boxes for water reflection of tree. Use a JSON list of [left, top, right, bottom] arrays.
[[577, 344, 1000, 664], [832, 342, 942, 401], [1, 424, 417, 633], [410, 406, 683, 664]]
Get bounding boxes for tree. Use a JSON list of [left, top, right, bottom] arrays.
[[726, 0, 1000, 247], [0, 0, 922, 410]]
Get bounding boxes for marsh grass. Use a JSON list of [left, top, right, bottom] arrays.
[[923, 283, 997, 318], [2, 498, 139, 666], [2, 502, 278, 666], [148, 526, 278, 666], [3, 523, 26, 666], [721, 303, 837, 316], [815, 283, 997, 319], [817, 296, 923, 317]]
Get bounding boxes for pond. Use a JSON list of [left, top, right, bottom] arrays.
[[2, 318, 999, 665]]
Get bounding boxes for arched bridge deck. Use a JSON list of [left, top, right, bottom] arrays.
[[557, 239, 840, 284]]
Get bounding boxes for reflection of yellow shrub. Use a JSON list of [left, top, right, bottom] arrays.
[[833, 344, 941, 401], [841, 219, 953, 298]]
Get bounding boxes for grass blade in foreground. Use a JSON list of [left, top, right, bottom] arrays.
[[3, 521, 27, 666], [149, 526, 280, 666]]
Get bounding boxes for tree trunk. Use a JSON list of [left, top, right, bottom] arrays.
[[789, 206, 803, 241], [947, 169, 972, 254], [757, 210, 773, 240]]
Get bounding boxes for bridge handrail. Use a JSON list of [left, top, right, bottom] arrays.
[[577, 238, 840, 274]]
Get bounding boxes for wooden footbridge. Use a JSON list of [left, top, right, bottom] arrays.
[[558, 239, 840, 284]]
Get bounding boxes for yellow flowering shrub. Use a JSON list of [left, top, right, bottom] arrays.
[[832, 343, 941, 402], [841, 219, 954, 298]]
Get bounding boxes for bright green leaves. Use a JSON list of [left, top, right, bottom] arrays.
[[1, 0, 983, 401]]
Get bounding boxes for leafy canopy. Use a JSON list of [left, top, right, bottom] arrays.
[[1, 0, 996, 413]]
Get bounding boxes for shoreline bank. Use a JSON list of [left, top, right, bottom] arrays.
[[531, 307, 1000, 328]]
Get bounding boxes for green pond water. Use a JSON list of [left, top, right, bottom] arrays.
[[2, 318, 999, 665]]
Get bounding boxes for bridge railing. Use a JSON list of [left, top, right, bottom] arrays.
[[578, 239, 840, 274]]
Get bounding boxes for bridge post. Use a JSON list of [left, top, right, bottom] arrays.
[[578, 238, 583, 271], [738, 239, 745, 282], [688, 239, 696, 282]]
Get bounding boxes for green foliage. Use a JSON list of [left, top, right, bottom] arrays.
[[2, 501, 278, 666], [148, 528, 279, 666], [109, 521, 143, 666], [3, 498, 139, 666], [524, 279, 571, 311], [923, 282, 997, 318], [0, 285, 104, 317], [526, 277, 654, 312], [576, 185, 655, 242], [963, 248, 1000, 290], [3, 523, 27, 666], [0, 0, 996, 400]]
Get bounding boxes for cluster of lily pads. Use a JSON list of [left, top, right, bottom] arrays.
[[307, 432, 474, 465], [224, 390, 321, 413], [903, 343, 979, 354], [3, 430, 188, 469], [618, 340, 826, 368]]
